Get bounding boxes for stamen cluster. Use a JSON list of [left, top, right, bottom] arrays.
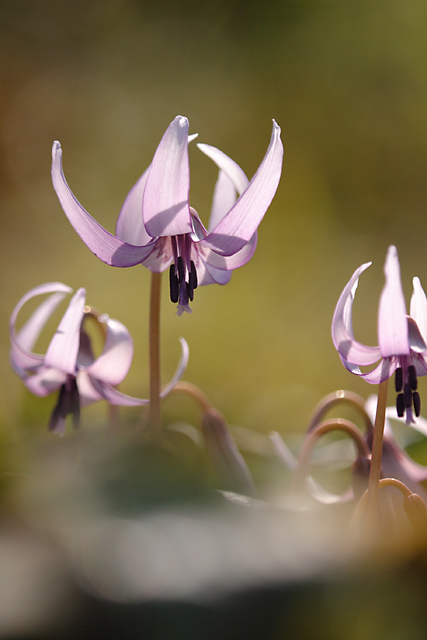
[[395, 365, 421, 421], [169, 236, 198, 310]]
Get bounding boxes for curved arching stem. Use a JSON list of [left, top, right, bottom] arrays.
[[292, 418, 371, 492], [308, 390, 374, 436]]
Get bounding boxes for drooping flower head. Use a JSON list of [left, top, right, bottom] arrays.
[[332, 245, 427, 424], [10, 283, 189, 433], [51, 116, 283, 315]]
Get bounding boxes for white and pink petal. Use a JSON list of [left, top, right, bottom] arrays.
[[142, 116, 193, 238], [378, 245, 410, 358], [45, 288, 86, 375], [52, 142, 156, 267], [200, 120, 283, 257], [332, 261, 382, 366], [85, 316, 134, 386], [10, 282, 72, 371]]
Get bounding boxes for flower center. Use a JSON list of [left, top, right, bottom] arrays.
[[48, 375, 80, 433], [394, 362, 420, 424], [169, 235, 198, 310]]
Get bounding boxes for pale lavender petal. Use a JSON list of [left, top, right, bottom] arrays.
[[45, 288, 86, 375], [88, 376, 148, 406], [24, 367, 66, 397], [378, 245, 410, 357], [52, 142, 156, 266], [200, 121, 283, 256], [357, 358, 396, 384], [410, 277, 427, 345], [197, 143, 249, 195], [202, 261, 233, 286], [207, 171, 238, 233], [75, 370, 103, 406], [142, 116, 193, 237], [200, 233, 258, 272], [331, 262, 382, 366], [116, 168, 152, 245], [407, 317, 427, 353], [338, 356, 396, 384], [160, 337, 189, 398], [85, 316, 133, 385], [10, 282, 72, 371], [413, 354, 427, 377], [135, 236, 175, 273]]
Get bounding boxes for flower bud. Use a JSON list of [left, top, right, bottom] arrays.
[[403, 493, 427, 540]]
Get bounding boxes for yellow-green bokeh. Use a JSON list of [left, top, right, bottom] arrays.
[[2, 0, 427, 438]]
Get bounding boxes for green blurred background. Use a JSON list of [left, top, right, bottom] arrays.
[[2, 0, 427, 438]]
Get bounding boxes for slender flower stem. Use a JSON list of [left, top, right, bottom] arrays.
[[292, 418, 371, 492], [149, 271, 162, 441], [172, 381, 212, 413], [308, 389, 374, 435], [365, 377, 389, 531]]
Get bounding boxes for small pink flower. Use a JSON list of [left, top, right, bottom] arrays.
[[332, 245, 427, 424], [10, 283, 188, 433]]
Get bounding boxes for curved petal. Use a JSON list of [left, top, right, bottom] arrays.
[[75, 370, 103, 406], [331, 262, 382, 366], [207, 170, 238, 233], [52, 142, 156, 266], [407, 317, 427, 353], [200, 232, 258, 272], [24, 366, 66, 397], [413, 353, 427, 378], [378, 245, 410, 357], [200, 120, 283, 257], [10, 282, 72, 371], [160, 337, 189, 398], [86, 375, 148, 406], [202, 261, 233, 286], [142, 116, 193, 237], [410, 277, 427, 344], [116, 168, 152, 245], [197, 143, 249, 195], [343, 357, 396, 384], [45, 288, 86, 375], [85, 316, 133, 385]]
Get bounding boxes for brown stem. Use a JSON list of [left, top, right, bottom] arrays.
[[292, 418, 371, 491], [365, 378, 389, 530], [308, 390, 374, 435], [171, 381, 212, 413], [149, 271, 162, 441]]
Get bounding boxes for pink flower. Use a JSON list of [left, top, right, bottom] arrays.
[[52, 116, 283, 315], [332, 245, 427, 424], [10, 283, 188, 433]]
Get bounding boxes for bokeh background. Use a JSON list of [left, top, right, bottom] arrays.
[[3, 1, 427, 638], [3, 0, 427, 436]]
